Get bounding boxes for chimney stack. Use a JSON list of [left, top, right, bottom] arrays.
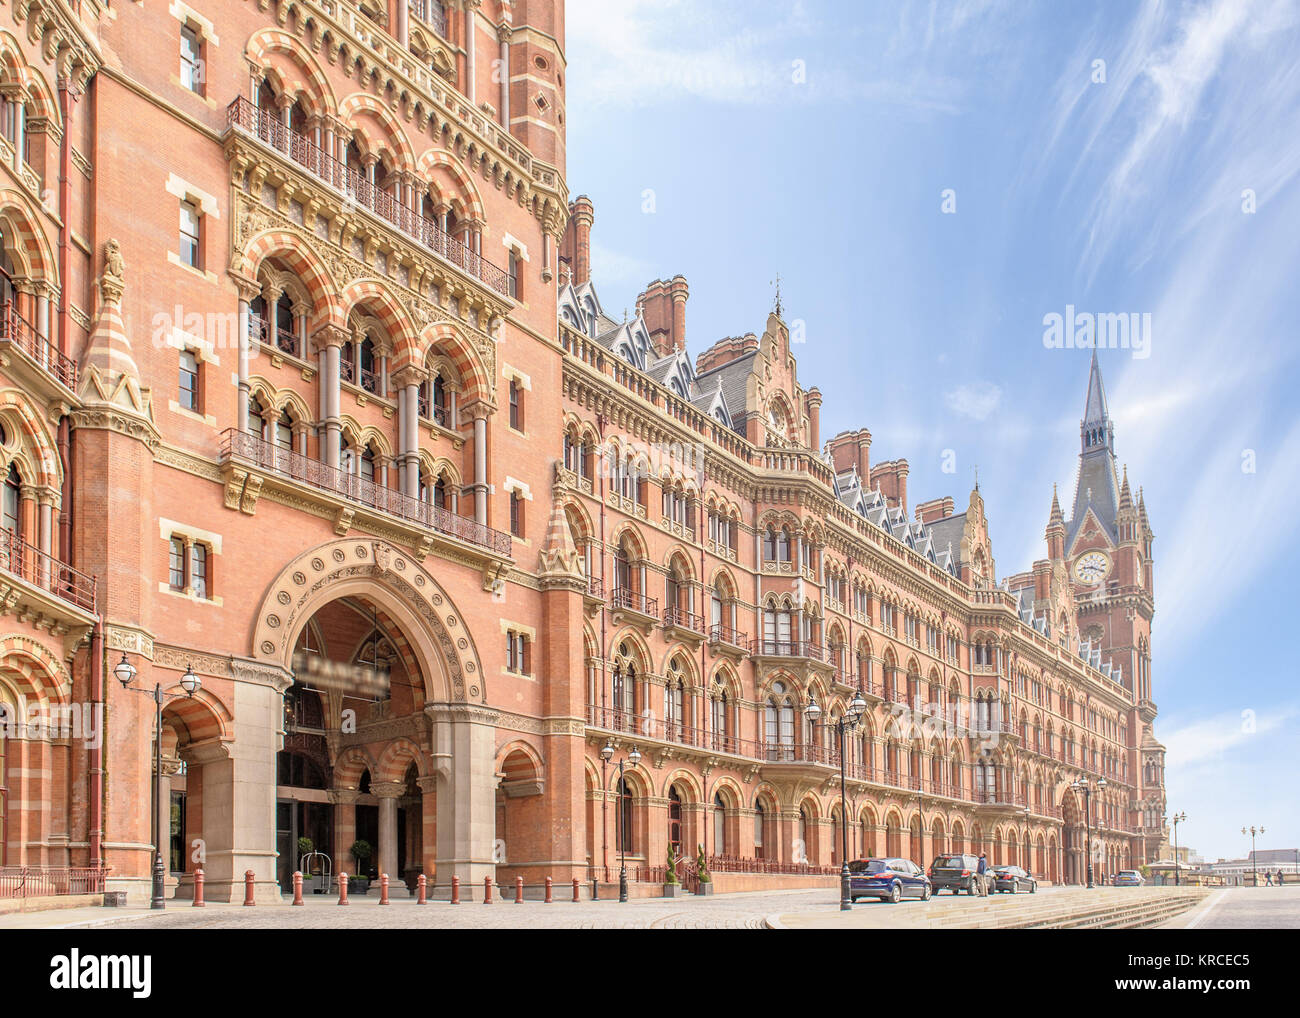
[[561, 195, 595, 286], [806, 387, 822, 451]]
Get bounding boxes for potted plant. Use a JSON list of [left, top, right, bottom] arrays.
[[663, 844, 683, 897], [297, 836, 314, 869], [695, 844, 714, 895], [349, 840, 373, 894]]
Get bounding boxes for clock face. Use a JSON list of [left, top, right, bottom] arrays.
[[1074, 551, 1110, 585]]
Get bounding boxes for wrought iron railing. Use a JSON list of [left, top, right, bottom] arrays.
[[0, 866, 107, 899], [610, 586, 658, 617], [663, 605, 703, 634], [220, 429, 511, 556], [708, 623, 751, 653], [0, 300, 77, 390], [756, 638, 828, 662], [0, 528, 97, 613], [226, 98, 512, 297]]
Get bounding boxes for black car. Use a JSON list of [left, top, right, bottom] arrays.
[[929, 853, 987, 894], [990, 865, 1037, 894], [847, 858, 933, 903]]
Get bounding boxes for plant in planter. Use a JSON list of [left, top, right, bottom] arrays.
[[665, 844, 679, 884], [696, 844, 711, 882], [297, 837, 314, 869], [349, 840, 373, 891]]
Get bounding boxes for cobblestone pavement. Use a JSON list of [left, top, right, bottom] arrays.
[[26, 887, 838, 930], [1160, 886, 1300, 930]]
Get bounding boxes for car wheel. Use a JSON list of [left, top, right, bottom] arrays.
[[890, 881, 902, 904], [922, 884, 932, 901], [1030, 882, 1036, 894], [965, 880, 974, 896], [1010, 882, 1017, 894]]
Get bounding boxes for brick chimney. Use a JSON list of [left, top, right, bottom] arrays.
[[560, 195, 595, 286], [806, 387, 822, 451], [827, 428, 871, 480], [695, 333, 758, 375], [914, 495, 955, 524], [870, 459, 909, 513]]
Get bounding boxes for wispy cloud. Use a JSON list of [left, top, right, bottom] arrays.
[[1163, 704, 1299, 770], [944, 381, 1003, 421]]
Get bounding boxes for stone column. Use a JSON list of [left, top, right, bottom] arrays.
[[497, 24, 511, 129], [465, 403, 490, 524], [371, 781, 405, 882], [313, 325, 346, 469], [427, 703, 498, 900], [416, 776, 439, 878], [396, 0, 409, 45], [329, 788, 360, 878], [393, 366, 426, 498], [464, 1, 478, 104]]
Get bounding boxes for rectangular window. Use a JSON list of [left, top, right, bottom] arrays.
[[191, 543, 208, 599], [180, 24, 204, 94], [168, 537, 186, 590], [510, 491, 523, 538], [508, 249, 521, 299], [180, 199, 201, 269], [178, 349, 200, 412], [508, 380, 521, 430]]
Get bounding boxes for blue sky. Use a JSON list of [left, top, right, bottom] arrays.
[[565, 0, 1300, 861]]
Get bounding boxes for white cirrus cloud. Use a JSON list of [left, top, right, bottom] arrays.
[[1162, 703, 1299, 771], [944, 381, 1003, 421]]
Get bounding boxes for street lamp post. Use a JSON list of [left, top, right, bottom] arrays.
[[115, 653, 201, 910], [600, 741, 641, 903], [1072, 775, 1106, 889], [805, 686, 868, 911], [1168, 811, 1186, 886], [1241, 825, 1265, 887]]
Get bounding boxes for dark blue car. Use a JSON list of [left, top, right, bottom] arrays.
[[848, 857, 933, 903]]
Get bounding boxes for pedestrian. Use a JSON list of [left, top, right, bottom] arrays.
[[977, 853, 989, 896], [1266, 871, 1273, 886]]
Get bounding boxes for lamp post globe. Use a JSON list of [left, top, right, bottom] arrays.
[[114, 652, 136, 687], [180, 663, 201, 697]]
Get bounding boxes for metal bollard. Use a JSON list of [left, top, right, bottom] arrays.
[[451, 875, 460, 905], [417, 874, 427, 905], [484, 875, 493, 904], [292, 871, 304, 906], [193, 868, 206, 908], [243, 870, 256, 906], [338, 872, 350, 906], [545, 877, 553, 903], [379, 873, 390, 905], [515, 875, 524, 903], [573, 878, 580, 902]]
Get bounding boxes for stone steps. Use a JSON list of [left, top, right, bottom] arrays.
[[929, 888, 1208, 929]]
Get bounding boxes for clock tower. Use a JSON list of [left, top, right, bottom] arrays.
[[1061, 352, 1163, 861]]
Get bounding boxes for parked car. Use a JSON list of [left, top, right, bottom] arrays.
[[848, 858, 932, 903], [1115, 870, 1145, 887], [990, 865, 1036, 894], [929, 853, 988, 895]]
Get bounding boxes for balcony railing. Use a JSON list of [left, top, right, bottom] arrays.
[[0, 528, 97, 613], [610, 586, 658, 618], [756, 638, 828, 662], [0, 300, 76, 390], [708, 623, 751, 653], [226, 98, 512, 297], [408, 0, 448, 37], [220, 429, 511, 556], [249, 315, 301, 359], [663, 605, 704, 634], [0, 866, 107, 899]]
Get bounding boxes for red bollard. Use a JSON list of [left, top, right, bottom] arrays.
[[292, 871, 304, 906], [514, 875, 524, 903], [484, 875, 493, 904], [243, 870, 256, 906], [545, 877, 553, 903], [451, 875, 460, 905], [338, 872, 350, 906], [193, 868, 205, 908], [417, 874, 427, 905], [379, 873, 390, 905], [572, 878, 580, 902]]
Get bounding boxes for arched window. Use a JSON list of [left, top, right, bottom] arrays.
[[713, 793, 726, 856], [764, 681, 795, 760], [711, 689, 729, 749], [274, 409, 293, 450], [616, 778, 633, 853], [754, 801, 766, 859], [2, 463, 20, 537]]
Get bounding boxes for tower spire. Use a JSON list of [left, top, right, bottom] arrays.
[[1081, 349, 1114, 455]]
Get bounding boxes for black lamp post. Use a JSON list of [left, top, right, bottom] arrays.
[[1072, 775, 1106, 889], [600, 740, 641, 903], [116, 653, 200, 910], [1168, 811, 1186, 886], [805, 685, 868, 911], [1241, 825, 1264, 887]]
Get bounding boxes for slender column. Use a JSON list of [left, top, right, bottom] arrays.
[[13, 96, 24, 164], [497, 25, 511, 129], [397, 0, 409, 46], [466, 403, 489, 523], [396, 386, 408, 493], [314, 326, 346, 469], [236, 296, 252, 433], [464, 1, 478, 104], [372, 782, 405, 884]]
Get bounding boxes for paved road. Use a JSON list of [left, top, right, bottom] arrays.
[[1161, 886, 1300, 930]]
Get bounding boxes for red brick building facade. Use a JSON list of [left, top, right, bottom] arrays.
[[0, 0, 1165, 904]]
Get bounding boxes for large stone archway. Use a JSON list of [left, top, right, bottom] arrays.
[[252, 538, 487, 704], [250, 538, 500, 897]]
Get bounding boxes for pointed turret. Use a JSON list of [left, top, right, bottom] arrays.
[[1067, 352, 1122, 549], [1046, 484, 1066, 560], [1119, 466, 1133, 511], [1081, 349, 1113, 454], [537, 461, 586, 585], [1049, 484, 1064, 525]]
